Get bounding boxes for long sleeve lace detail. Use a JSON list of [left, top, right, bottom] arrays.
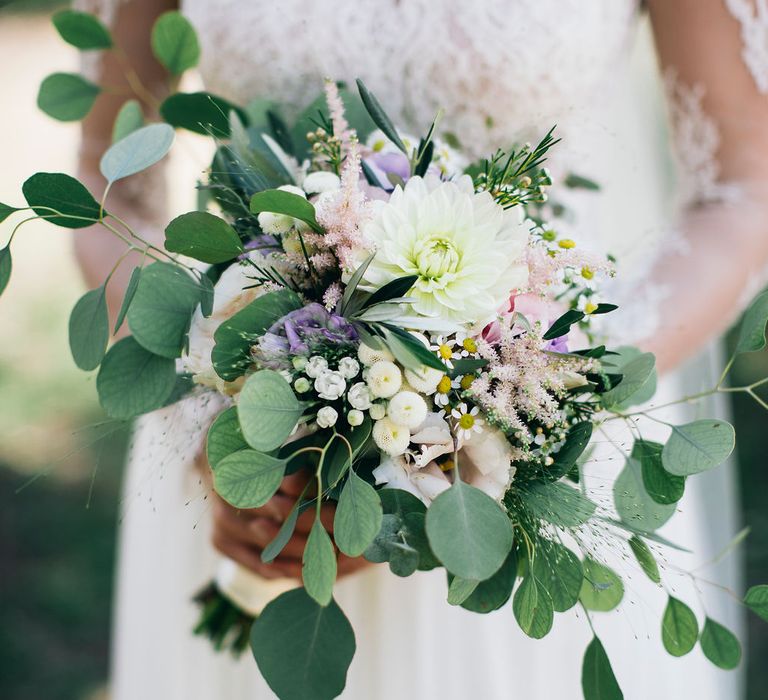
[[724, 0, 768, 93]]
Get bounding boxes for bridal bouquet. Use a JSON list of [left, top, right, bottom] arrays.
[[3, 10, 768, 700]]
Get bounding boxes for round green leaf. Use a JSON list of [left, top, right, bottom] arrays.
[[206, 407, 248, 468], [334, 472, 383, 557], [127, 262, 202, 358], [96, 336, 177, 418], [425, 479, 514, 580], [160, 92, 247, 137], [237, 370, 302, 452], [250, 588, 355, 700], [458, 548, 517, 614], [700, 618, 741, 670], [447, 577, 480, 606], [112, 99, 144, 142], [37, 73, 100, 121], [582, 636, 624, 700], [68, 285, 109, 370], [533, 540, 584, 612], [735, 289, 768, 354], [0, 246, 11, 297], [100, 123, 175, 183], [634, 440, 685, 505], [614, 457, 675, 532], [250, 189, 322, 233], [513, 575, 554, 639], [22, 172, 101, 228], [580, 558, 624, 612], [302, 519, 337, 606], [662, 420, 735, 476], [519, 481, 596, 528], [601, 350, 656, 409], [164, 211, 244, 263], [213, 449, 286, 509], [744, 584, 768, 622], [151, 11, 200, 75], [662, 596, 698, 657], [52, 9, 113, 49], [628, 536, 661, 584]]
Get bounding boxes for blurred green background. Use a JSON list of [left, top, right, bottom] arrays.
[[0, 1, 766, 699]]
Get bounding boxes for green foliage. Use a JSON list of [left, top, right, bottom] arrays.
[[565, 173, 601, 191], [634, 440, 685, 505], [447, 577, 480, 606], [127, 262, 203, 358], [0, 202, 18, 223], [543, 309, 584, 341], [334, 471, 383, 557], [513, 573, 554, 639], [249, 189, 322, 233], [425, 479, 514, 580], [744, 585, 768, 622], [151, 11, 200, 75], [628, 536, 661, 584], [601, 350, 656, 409], [519, 481, 596, 528], [100, 123, 175, 183], [532, 540, 583, 612], [734, 289, 768, 354], [250, 588, 355, 700], [52, 9, 112, 49], [580, 558, 624, 612], [237, 370, 302, 452], [0, 245, 11, 297], [68, 285, 109, 370], [22, 172, 101, 228], [614, 457, 675, 531], [380, 324, 446, 372], [323, 419, 372, 487], [212, 289, 302, 381], [206, 407, 248, 468], [662, 420, 735, 476], [457, 548, 518, 614], [213, 449, 286, 508], [582, 636, 624, 700], [303, 519, 337, 606], [356, 79, 408, 154], [96, 336, 177, 418], [37, 73, 100, 121], [662, 596, 698, 657], [262, 504, 301, 564], [160, 92, 248, 137], [546, 421, 592, 480], [700, 618, 742, 670], [113, 266, 141, 333], [165, 211, 243, 263], [112, 99, 143, 142]]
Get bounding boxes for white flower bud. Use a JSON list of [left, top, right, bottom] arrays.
[[404, 366, 444, 394], [294, 377, 311, 393], [347, 382, 372, 410], [292, 356, 307, 371], [303, 171, 341, 194], [366, 360, 402, 398], [279, 369, 293, 383], [316, 406, 339, 429], [337, 356, 361, 380], [347, 409, 364, 427], [358, 342, 395, 366], [258, 185, 307, 234], [372, 417, 411, 456], [369, 403, 386, 420], [314, 370, 347, 400], [305, 356, 329, 378], [387, 391, 428, 430]]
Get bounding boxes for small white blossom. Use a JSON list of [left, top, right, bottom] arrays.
[[257, 185, 308, 234], [292, 356, 308, 371], [347, 382, 373, 410], [294, 377, 311, 393], [372, 417, 411, 456], [303, 170, 341, 194], [358, 343, 394, 367], [366, 360, 402, 398], [317, 406, 339, 429], [305, 356, 329, 378], [338, 357, 361, 380], [387, 391, 428, 430], [369, 403, 386, 420], [314, 370, 346, 400], [451, 403, 484, 441], [347, 409, 365, 426]]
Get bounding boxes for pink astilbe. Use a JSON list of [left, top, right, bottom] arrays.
[[525, 242, 615, 296], [323, 282, 343, 311], [324, 79, 353, 152]]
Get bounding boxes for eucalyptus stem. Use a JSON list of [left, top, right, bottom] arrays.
[[113, 46, 162, 110]]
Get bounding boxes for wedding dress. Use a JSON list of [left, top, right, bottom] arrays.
[[93, 1, 760, 697]]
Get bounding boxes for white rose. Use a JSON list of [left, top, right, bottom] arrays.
[[347, 382, 372, 410], [314, 370, 346, 400], [387, 391, 428, 430], [347, 409, 365, 426], [358, 342, 395, 366], [404, 366, 444, 394], [366, 360, 402, 398], [303, 170, 341, 194], [372, 417, 411, 456], [338, 357, 361, 380], [305, 356, 329, 378], [316, 406, 339, 429]]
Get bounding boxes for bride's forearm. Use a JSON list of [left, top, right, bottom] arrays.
[[639, 191, 768, 374]]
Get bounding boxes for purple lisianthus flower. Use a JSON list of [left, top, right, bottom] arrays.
[[364, 151, 412, 190], [545, 334, 569, 354]]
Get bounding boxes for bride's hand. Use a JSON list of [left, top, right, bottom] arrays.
[[211, 471, 372, 581]]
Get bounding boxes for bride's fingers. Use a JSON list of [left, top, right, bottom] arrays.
[[247, 518, 310, 559], [211, 533, 297, 580], [280, 471, 314, 498], [294, 501, 336, 534]]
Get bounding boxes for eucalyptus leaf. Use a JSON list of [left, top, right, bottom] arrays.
[[662, 596, 698, 657], [113, 266, 141, 333], [628, 535, 661, 584], [250, 588, 355, 700], [23, 172, 101, 228], [334, 471, 383, 557], [734, 288, 768, 354], [582, 636, 624, 700], [199, 273, 214, 318], [580, 558, 624, 612], [250, 189, 322, 233], [160, 92, 248, 137], [100, 123, 175, 183], [206, 407, 248, 468], [68, 285, 109, 370], [151, 10, 200, 75], [662, 420, 735, 476], [601, 351, 656, 409], [634, 440, 685, 505], [519, 481, 596, 528], [0, 246, 11, 297], [96, 336, 177, 418], [38, 73, 100, 121], [261, 503, 301, 564], [0, 202, 18, 223], [533, 540, 583, 612], [53, 9, 113, 49], [614, 457, 675, 532], [744, 585, 768, 622], [425, 479, 513, 580], [447, 577, 480, 606], [547, 422, 592, 480], [112, 99, 143, 142], [458, 547, 518, 614], [165, 210, 243, 263], [213, 449, 286, 509], [303, 519, 337, 606], [700, 618, 742, 670], [513, 575, 554, 639], [238, 370, 302, 452]]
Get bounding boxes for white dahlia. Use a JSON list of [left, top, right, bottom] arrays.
[[360, 175, 530, 326]]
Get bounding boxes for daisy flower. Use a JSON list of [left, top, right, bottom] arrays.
[[451, 403, 484, 441], [429, 335, 461, 368]]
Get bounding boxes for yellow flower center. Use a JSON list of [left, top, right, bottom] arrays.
[[438, 344, 454, 360], [414, 237, 460, 279], [584, 301, 598, 314], [437, 375, 452, 394], [462, 337, 478, 353], [558, 239, 576, 249], [439, 458, 455, 472], [460, 374, 475, 390], [581, 266, 594, 280], [459, 413, 475, 430]]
